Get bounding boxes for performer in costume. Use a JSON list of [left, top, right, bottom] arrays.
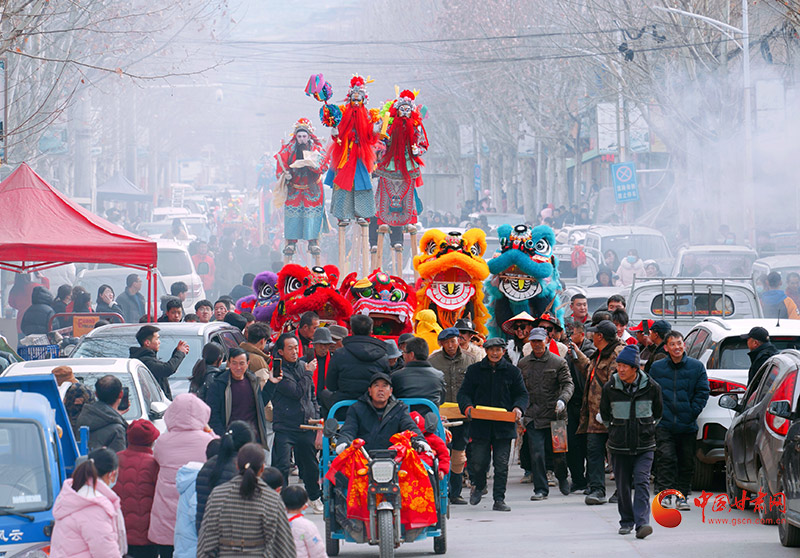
[[370, 89, 428, 273], [274, 118, 329, 259], [324, 76, 381, 222]]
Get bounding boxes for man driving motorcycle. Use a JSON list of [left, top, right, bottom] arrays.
[[336, 373, 427, 452]]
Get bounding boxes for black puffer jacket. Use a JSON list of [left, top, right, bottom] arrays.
[[391, 361, 446, 407], [748, 342, 779, 386], [337, 394, 422, 451], [457, 357, 528, 440], [325, 336, 390, 399], [129, 346, 186, 400], [20, 287, 55, 335], [76, 401, 128, 452], [195, 455, 237, 533]]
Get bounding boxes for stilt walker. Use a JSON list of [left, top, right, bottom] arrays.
[[274, 118, 328, 264], [374, 88, 429, 280], [309, 74, 380, 276]]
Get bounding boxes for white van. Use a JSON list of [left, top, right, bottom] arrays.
[[156, 240, 206, 312]]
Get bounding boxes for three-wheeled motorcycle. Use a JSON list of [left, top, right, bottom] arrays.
[[320, 398, 448, 558]]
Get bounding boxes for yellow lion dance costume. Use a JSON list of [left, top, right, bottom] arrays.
[[412, 228, 490, 335]]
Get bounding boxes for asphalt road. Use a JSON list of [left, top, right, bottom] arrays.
[[302, 467, 797, 558]]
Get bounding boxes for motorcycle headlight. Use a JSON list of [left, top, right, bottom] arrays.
[[370, 461, 395, 483]]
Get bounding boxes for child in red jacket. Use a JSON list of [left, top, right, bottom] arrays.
[[113, 419, 160, 557], [410, 411, 450, 480]]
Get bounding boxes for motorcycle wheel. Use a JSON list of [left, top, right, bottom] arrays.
[[433, 511, 447, 554], [325, 516, 339, 556], [378, 509, 395, 558]]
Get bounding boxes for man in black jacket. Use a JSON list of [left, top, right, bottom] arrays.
[[643, 320, 671, 373], [129, 325, 189, 399], [392, 337, 446, 407], [270, 333, 323, 513], [743, 326, 780, 386], [337, 373, 423, 451], [77, 374, 128, 452], [599, 345, 663, 539], [326, 314, 390, 404], [457, 338, 528, 512]]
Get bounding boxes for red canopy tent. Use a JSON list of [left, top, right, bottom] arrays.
[[0, 163, 159, 319]]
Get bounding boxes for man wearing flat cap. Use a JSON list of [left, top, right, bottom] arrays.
[[518, 328, 573, 500], [429, 327, 479, 504], [457, 337, 528, 512], [743, 326, 779, 386]]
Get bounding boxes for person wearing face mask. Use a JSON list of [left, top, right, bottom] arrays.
[[615, 249, 647, 287], [50, 448, 126, 558], [275, 118, 328, 258]]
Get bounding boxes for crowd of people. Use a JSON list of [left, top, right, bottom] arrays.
[[38, 279, 740, 557]]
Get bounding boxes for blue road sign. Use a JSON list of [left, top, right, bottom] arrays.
[[474, 164, 481, 191], [611, 162, 639, 203]]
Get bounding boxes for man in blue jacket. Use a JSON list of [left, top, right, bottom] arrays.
[[648, 331, 710, 511]]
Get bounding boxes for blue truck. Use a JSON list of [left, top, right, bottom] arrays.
[[0, 375, 85, 558]]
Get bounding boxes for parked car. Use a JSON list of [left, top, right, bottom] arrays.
[[155, 240, 207, 313], [721, 349, 800, 524], [581, 225, 673, 272], [671, 245, 758, 278], [626, 277, 763, 335], [683, 318, 800, 489], [777, 406, 800, 545], [136, 220, 194, 242], [1, 357, 171, 431], [70, 322, 245, 394], [752, 255, 800, 282]]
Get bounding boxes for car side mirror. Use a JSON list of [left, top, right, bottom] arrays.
[[149, 401, 169, 420], [323, 417, 339, 439], [769, 400, 793, 420], [718, 394, 739, 410]]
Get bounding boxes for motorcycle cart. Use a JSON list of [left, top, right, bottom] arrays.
[[320, 398, 449, 557]]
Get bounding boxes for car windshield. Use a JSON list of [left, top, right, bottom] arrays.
[[138, 222, 173, 236], [603, 234, 670, 262], [651, 293, 734, 317], [158, 250, 193, 276], [716, 336, 800, 369], [73, 333, 203, 379], [72, 372, 142, 419], [0, 421, 52, 513], [677, 252, 756, 278]]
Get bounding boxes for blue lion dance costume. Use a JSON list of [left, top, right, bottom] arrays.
[[485, 224, 564, 338]]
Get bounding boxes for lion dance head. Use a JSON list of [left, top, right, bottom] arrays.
[[339, 269, 416, 341], [485, 224, 563, 337], [412, 228, 490, 335], [235, 271, 279, 323], [270, 264, 353, 333]]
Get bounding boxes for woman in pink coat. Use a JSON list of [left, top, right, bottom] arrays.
[[51, 448, 126, 558], [149, 393, 216, 557]]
